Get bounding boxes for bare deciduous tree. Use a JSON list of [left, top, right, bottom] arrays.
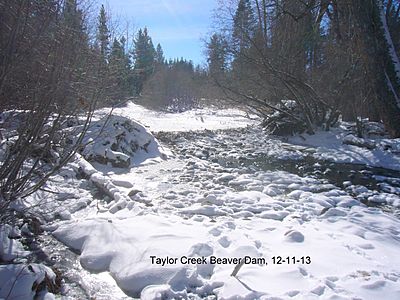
[[0, 0, 106, 223]]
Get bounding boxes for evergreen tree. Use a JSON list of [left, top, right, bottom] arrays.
[[110, 39, 124, 64], [207, 33, 228, 77], [232, 0, 256, 53], [97, 5, 110, 61], [63, 0, 80, 30], [132, 27, 156, 94], [62, 0, 87, 52], [270, 0, 315, 78], [109, 37, 131, 99], [231, 0, 257, 74], [155, 43, 165, 65]]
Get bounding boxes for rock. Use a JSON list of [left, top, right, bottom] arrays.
[[58, 211, 72, 220], [109, 200, 127, 214], [111, 156, 131, 168], [343, 134, 376, 149], [368, 194, 387, 204], [81, 115, 164, 169], [284, 230, 304, 243], [128, 189, 142, 197], [215, 174, 235, 182], [260, 211, 289, 221], [113, 180, 134, 188], [321, 208, 347, 217]]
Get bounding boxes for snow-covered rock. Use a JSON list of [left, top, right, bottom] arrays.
[[0, 263, 56, 299], [82, 115, 168, 168], [0, 224, 30, 262]]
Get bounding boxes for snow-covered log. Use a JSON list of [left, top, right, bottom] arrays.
[[73, 154, 131, 213]]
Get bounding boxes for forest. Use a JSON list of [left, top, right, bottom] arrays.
[[1, 0, 400, 299], [2, 0, 399, 133]]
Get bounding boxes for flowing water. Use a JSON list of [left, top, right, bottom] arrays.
[[156, 128, 400, 217]]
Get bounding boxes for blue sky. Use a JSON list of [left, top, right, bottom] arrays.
[[107, 0, 217, 65]]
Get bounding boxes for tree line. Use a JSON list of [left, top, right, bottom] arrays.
[[205, 0, 400, 137]]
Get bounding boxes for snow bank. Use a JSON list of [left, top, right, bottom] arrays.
[[53, 196, 400, 299], [289, 123, 400, 171], [53, 214, 211, 297]]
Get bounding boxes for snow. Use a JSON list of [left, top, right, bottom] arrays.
[[50, 111, 400, 299], [53, 199, 400, 299], [0, 263, 55, 299], [289, 124, 400, 171], [4, 102, 400, 299], [0, 224, 30, 262], [81, 115, 170, 167], [96, 101, 258, 132]]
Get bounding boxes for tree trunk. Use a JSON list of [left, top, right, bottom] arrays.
[[352, 0, 400, 137]]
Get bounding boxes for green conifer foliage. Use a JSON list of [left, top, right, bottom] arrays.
[[133, 27, 156, 94], [207, 33, 228, 78], [97, 4, 110, 61], [155, 43, 165, 65]]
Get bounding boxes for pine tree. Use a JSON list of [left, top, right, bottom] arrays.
[[110, 39, 123, 64], [109, 37, 131, 99], [97, 5, 110, 61], [231, 0, 257, 74], [155, 43, 165, 65], [132, 27, 156, 94], [207, 33, 227, 77], [62, 0, 87, 51], [232, 0, 256, 53]]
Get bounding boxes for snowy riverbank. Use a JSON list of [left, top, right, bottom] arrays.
[[1, 103, 400, 299]]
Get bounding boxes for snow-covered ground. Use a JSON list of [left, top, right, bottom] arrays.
[[96, 101, 259, 132], [289, 123, 400, 171], [2, 103, 400, 299]]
